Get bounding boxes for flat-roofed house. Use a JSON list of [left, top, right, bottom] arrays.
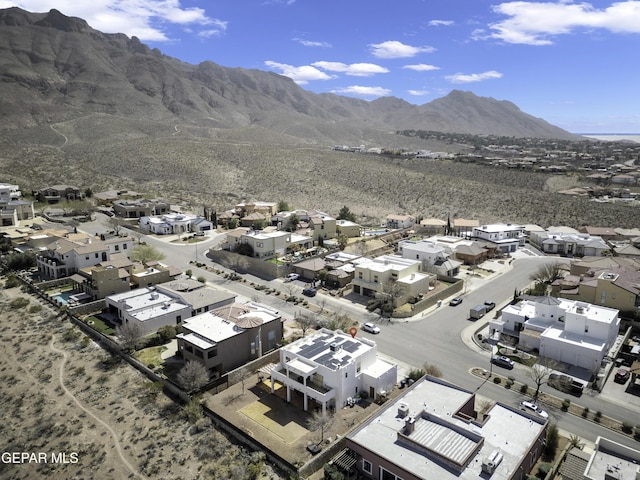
[[345, 375, 547, 480], [177, 302, 283, 378], [270, 328, 397, 414]]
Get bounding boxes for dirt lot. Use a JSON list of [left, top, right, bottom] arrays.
[[0, 280, 278, 480]]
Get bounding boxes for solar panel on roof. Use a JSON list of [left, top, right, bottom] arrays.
[[342, 341, 359, 353]]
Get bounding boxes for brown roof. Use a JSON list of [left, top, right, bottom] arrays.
[[453, 218, 480, 227]]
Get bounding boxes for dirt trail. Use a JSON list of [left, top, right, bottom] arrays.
[[49, 338, 145, 479]]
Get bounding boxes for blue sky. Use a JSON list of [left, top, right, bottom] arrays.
[[3, 0, 640, 133]]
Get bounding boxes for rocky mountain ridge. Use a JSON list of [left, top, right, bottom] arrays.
[[0, 7, 580, 142]]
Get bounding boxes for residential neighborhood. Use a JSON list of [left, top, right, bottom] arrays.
[[2, 179, 640, 480]]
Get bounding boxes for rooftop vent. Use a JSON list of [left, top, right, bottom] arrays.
[[404, 416, 415, 435], [329, 342, 342, 352], [398, 403, 409, 418]]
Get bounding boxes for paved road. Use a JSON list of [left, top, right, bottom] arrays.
[[80, 216, 640, 448]]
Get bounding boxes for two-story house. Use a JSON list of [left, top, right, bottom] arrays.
[[227, 228, 313, 259], [398, 239, 462, 277], [345, 376, 546, 480], [489, 296, 620, 370], [177, 302, 283, 378], [113, 198, 170, 219], [352, 255, 435, 306], [36, 234, 133, 279], [386, 214, 413, 229], [36, 185, 83, 204], [471, 223, 526, 253], [553, 266, 640, 312], [105, 280, 236, 335], [269, 328, 397, 414], [529, 231, 610, 257], [335, 219, 361, 238], [139, 213, 213, 235]]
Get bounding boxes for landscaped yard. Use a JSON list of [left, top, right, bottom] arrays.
[[85, 315, 116, 335], [134, 346, 167, 368]]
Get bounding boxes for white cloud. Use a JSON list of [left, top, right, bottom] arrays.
[[408, 89, 430, 96], [264, 61, 336, 84], [294, 38, 332, 47], [428, 19, 454, 26], [312, 61, 389, 76], [403, 64, 440, 71], [489, 1, 640, 45], [446, 70, 503, 83], [0, 0, 227, 41], [369, 40, 436, 58], [331, 86, 392, 97]]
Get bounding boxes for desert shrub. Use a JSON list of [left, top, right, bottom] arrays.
[[622, 422, 633, 433], [493, 377, 501, 384], [634, 425, 640, 441], [9, 297, 30, 309], [562, 399, 571, 412], [582, 407, 589, 418], [594, 411, 602, 423], [407, 368, 426, 381], [520, 383, 529, 394], [536, 462, 552, 479], [3, 274, 20, 289]]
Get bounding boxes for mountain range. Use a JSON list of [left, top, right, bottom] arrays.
[[0, 7, 580, 142]]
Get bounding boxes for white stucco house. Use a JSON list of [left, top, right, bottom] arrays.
[[269, 328, 397, 414], [398, 239, 462, 277], [472, 223, 526, 253], [352, 255, 435, 305], [529, 231, 610, 257], [489, 296, 620, 370], [139, 213, 213, 235]]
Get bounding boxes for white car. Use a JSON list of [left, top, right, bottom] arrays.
[[362, 322, 380, 334], [520, 401, 549, 419], [284, 273, 299, 282]]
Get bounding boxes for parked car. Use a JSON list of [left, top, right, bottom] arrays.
[[302, 287, 317, 297], [614, 369, 630, 384], [491, 355, 515, 370], [484, 300, 496, 312], [449, 297, 463, 306], [520, 401, 549, 419], [362, 322, 380, 334], [284, 273, 299, 282]]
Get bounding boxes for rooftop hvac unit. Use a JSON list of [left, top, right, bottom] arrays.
[[397, 404, 409, 418], [481, 450, 503, 475], [329, 342, 341, 352]]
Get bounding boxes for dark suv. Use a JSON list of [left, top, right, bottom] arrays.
[[484, 301, 496, 312], [302, 287, 317, 297]]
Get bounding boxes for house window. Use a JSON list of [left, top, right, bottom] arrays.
[[185, 345, 193, 353], [358, 272, 363, 279], [115, 245, 119, 251], [362, 459, 372, 474], [600, 290, 606, 304], [123, 243, 127, 250], [374, 275, 378, 283], [95, 253, 99, 258], [207, 349, 217, 359], [195, 349, 204, 359], [176, 315, 182, 323], [345, 372, 348, 378], [585, 325, 589, 333]]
